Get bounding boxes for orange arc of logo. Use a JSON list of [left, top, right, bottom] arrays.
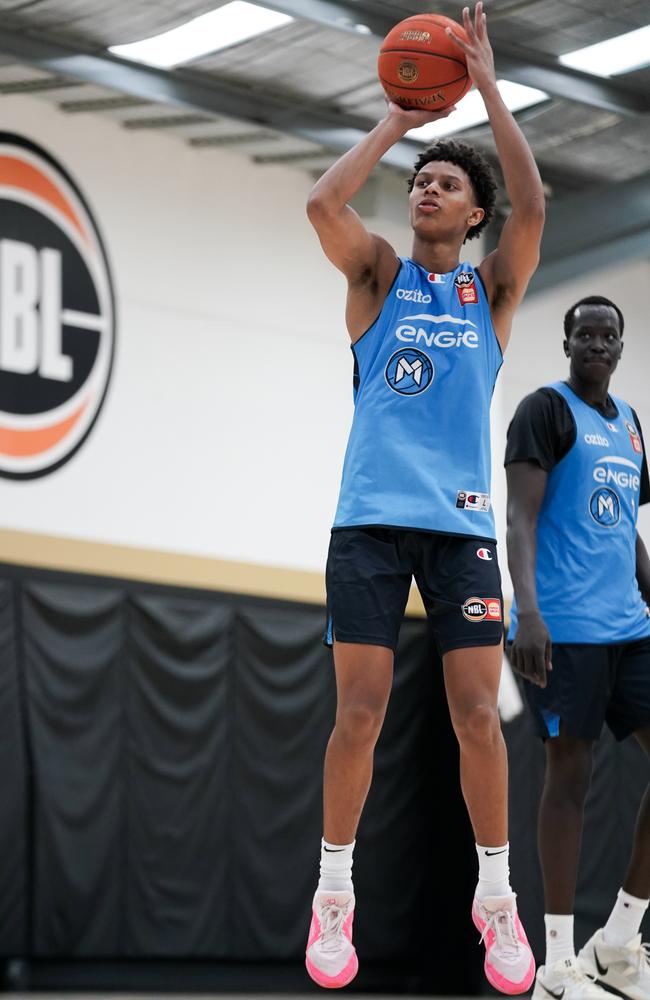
[[0, 155, 89, 246], [0, 399, 89, 458]]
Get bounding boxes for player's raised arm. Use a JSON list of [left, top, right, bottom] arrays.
[[447, 3, 545, 350], [306, 104, 454, 339]]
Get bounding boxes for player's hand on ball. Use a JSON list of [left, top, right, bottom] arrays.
[[445, 2, 496, 93], [509, 612, 553, 688], [385, 99, 457, 131]]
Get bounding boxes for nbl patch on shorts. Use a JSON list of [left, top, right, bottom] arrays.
[[454, 271, 478, 305], [462, 597, 502, 622], [456, 490, 491, 512]]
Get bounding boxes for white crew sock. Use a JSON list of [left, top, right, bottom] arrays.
[[603, 888, 649, 947], [475, 842, 511, 899], [545, 913, 575, 966], [317, 838, 355, 893]]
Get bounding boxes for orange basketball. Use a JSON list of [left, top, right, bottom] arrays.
[[378, 14, 472, 111]]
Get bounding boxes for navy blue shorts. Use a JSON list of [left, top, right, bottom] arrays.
[[324, 527, 504, 655], [523, 637, 650, 742]]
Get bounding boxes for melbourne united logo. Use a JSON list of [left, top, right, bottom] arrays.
[[385, 348, 434, 396], [0, 133, 115, 479], [589, 487, 620, 527]]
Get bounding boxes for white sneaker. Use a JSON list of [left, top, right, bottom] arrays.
[[472, 893, 536, 994], [532, 957, 612, 1000], [579, 928, 650, 1000], [305, 889, 358, 989]]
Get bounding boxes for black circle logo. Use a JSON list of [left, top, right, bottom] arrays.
[[0, 133, 115, 479]]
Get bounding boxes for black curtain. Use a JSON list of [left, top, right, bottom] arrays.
[[505, 686, 650, 963], [0, 566, 483, 993], [1, 564, 646, 992]]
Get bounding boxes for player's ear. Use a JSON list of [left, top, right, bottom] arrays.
[[563, 338, 570, 358], [468, 207, 485, 228], [619, 340, 624, 356]]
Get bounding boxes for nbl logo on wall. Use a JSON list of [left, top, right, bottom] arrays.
[[0, 133, 115, 479]]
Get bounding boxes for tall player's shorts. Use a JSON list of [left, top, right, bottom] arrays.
[[324, 527, 504, 655], [523, 638, 650, 741]]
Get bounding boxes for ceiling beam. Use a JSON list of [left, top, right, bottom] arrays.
[[0, 27, 422, 171], [528, 172, 650, 294], [262, 0, 650, 115]]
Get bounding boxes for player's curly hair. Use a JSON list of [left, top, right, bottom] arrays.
[[563, 295, 625, 339], [407, 139, 497, 241]]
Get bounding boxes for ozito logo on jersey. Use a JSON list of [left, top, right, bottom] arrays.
[[456, 490, 491, 512], [462, 597, 502, 622], [625, 420, 643, 455], [0, 133, 115, 479], [589, 487, 620, 527], [454, 271, 478, 305], [396, 288, 432, 304]]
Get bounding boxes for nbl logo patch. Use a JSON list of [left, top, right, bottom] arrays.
[[0, 133, 115, 479], [454, 271, 478, 305], [385, 348, 434, 395], [462, 597, 502, 623]]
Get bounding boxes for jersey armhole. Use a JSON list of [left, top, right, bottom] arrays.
[[351, 257, 404, 349], [475, 266, 503, 365]]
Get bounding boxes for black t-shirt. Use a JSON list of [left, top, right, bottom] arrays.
[[505, 384, 650, 505]]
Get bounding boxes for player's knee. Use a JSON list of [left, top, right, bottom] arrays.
[[546, 747, 593, 805], [335, 701, 385, 749], [454, 702, 501, 750]]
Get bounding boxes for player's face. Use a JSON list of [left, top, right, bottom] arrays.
[[409, 161, 484, 240], [564, 304, 623, 381]]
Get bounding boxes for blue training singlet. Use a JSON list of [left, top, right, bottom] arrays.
[[333, 257, 503, 540], [509, 381, 650, 644]]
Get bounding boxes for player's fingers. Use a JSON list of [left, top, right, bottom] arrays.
[[445, 26, 468, 51], [476, 5, 487, 40], [463, 5, 477, 40], [532, 648, 546, 687], [545, 640, 553, 672]]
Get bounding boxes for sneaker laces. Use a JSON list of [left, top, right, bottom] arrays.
[[318, 902, 350, 953], [479, 907, 521, 957]]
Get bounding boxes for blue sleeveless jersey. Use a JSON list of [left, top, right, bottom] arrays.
[[509, 381, 650, 644], [333, 257, 502, 539]]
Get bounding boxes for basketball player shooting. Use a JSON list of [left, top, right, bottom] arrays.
[[304, 2, 545, 992]]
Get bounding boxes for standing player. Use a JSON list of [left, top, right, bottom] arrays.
[[304, 3, 545, 992], [506, 295, 650, 1000]]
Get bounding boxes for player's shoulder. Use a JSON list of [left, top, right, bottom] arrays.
[[512, 385, 570, 422]]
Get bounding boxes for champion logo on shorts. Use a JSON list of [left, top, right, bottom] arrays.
[[476, 547, 492, 561], [462, 597, 502, 622]]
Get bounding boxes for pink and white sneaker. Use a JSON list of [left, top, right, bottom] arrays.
[[472, 893, 536, 995], [305, 889, 358, 989]]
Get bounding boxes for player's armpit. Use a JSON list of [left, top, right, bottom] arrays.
[[306, 198, 397, 285]]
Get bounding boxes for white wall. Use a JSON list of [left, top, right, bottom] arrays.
[[1, 93, 649, 584], [0, 95, 359, 572]]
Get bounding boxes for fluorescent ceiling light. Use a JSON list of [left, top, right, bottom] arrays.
[[109, 1, 293, 68], [407, 80, 548, 142], [558, 24, 650, 77]]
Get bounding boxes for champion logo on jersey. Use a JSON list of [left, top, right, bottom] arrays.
[[606, 422, 619, 433], [456, 490, 491, 512], [427, 272, 446, 284]]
